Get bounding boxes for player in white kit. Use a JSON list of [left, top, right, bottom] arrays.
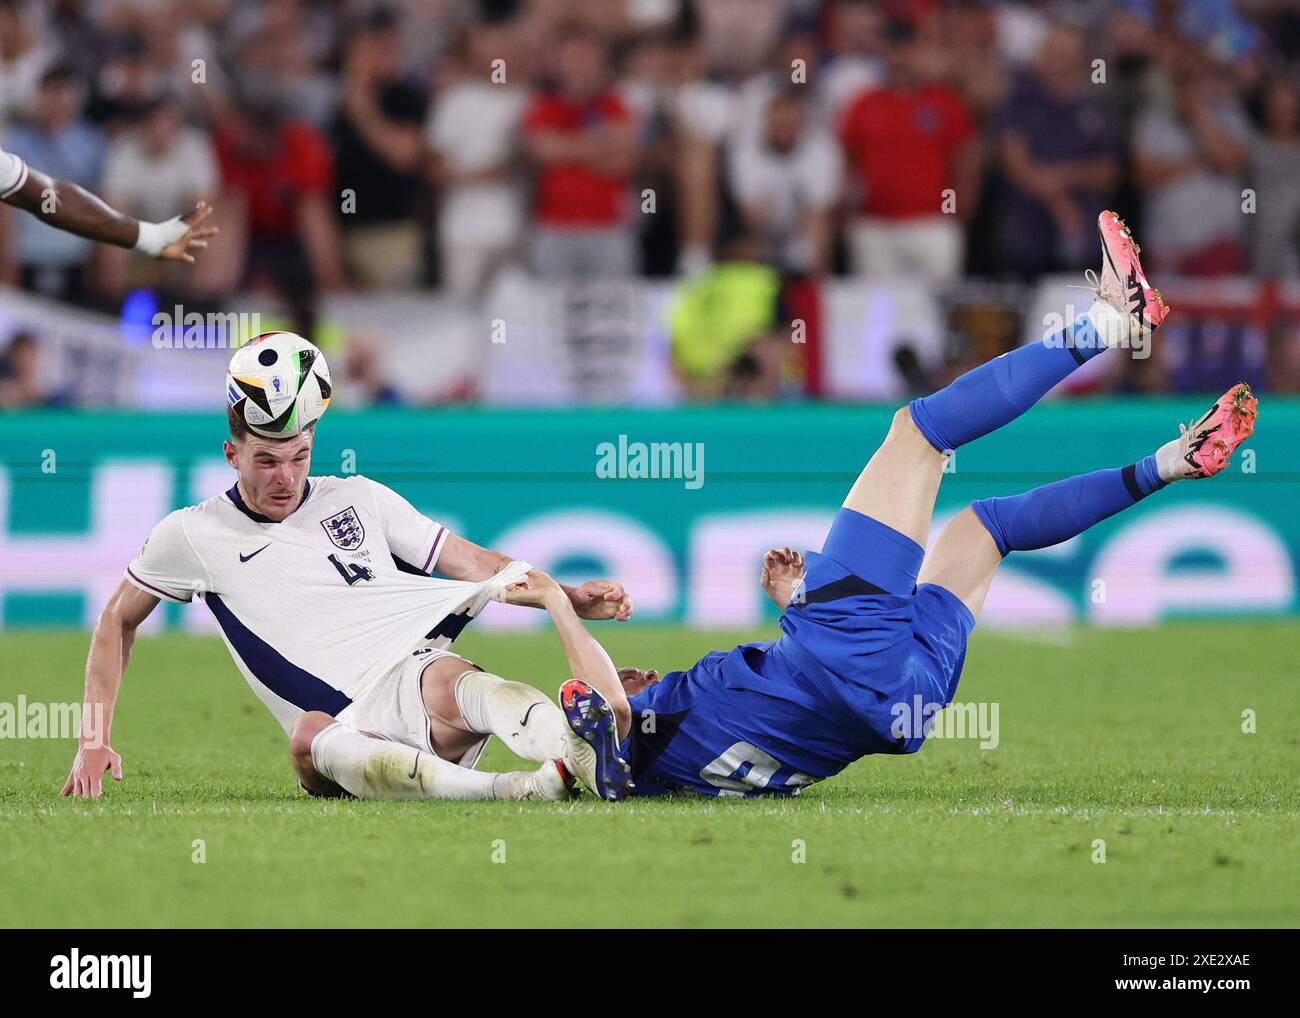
[[61, 336, 635, 802], [0, 141, 214, 259]]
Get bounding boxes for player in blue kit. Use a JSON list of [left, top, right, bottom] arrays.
[[504, 211, 1258, 800]]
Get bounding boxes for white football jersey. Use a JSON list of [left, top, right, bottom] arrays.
[[0, 144, 29, 199], [126, 475, 493, 734]]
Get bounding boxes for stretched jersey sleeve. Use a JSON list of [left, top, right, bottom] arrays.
[[0, 145, 29, 199], [125, 510, 206, 603], [365, 479, 448, 573]]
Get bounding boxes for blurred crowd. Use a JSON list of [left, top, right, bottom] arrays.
[[3, 0, 1300, 405]]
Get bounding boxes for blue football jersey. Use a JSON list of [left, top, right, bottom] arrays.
[[621, 637, 900, 797], [619, 510, 977, 797]]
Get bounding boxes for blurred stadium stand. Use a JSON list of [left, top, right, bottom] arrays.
[[0, 0, 1298, 408], [5, 272, 1298, 407]]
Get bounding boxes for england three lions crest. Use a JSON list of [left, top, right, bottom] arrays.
[[321, 506, 365, 550]]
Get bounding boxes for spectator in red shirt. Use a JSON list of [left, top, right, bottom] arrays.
[[212, 89, 347, 335], [839, 18, 978, 282], [522, 25, 638, 278]]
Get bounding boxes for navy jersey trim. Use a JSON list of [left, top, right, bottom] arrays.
[[125, 566, 192, 604], [800, 573, 890, 604], [205, 592, 352, 714], [392, 554, 428, 576], [624, 704, 690, 782], [226, 480, 313, 524], [425, 610, 472, 642], [388, 554, 476, 643]]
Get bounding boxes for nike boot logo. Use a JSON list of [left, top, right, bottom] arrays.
[[239, 544, 271, 563], [409, 753, 421, 779], [519, 702, 544, 727]]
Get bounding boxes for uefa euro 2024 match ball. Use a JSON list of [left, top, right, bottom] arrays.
[[225, 332, 332, 439]]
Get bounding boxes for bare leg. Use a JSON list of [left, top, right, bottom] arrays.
[[842, 406, 948, 547], [290, 711, 348, 797], [419, 657, 495, 765], [916, 508, 1004, 619], [290, 665, 498, 793], [422, 654, 573, 764], [915, 379, 1260, 620]]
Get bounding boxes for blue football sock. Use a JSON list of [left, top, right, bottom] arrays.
[[909, 314, 1108, 453], [972, 455, 1166, 557]]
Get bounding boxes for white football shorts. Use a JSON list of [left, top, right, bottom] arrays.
[[335, 646, 490, 770]]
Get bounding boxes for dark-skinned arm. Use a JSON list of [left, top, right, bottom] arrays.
[[3, 164, 217, 261]]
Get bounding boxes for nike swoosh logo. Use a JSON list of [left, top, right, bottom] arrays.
[[239, 544, 271, 563], [409, 753, 421, 779], [520, 702, 544, 728]]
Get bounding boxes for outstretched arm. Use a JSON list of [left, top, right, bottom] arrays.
[[61, 579, 160, 798], [502, 571, 632, 740], [437, 531, 634, 621], [4, 164, 217, 261]]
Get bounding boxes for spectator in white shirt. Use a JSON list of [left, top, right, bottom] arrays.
[[0, 1, 48, 133], [98, 92, 219, 297], [1133, 54, 1250, 276], [425, 19, 528, 299], [727, 86, 842, 275]]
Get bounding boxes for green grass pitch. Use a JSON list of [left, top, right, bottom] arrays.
[[1, 622, 1296, 928]]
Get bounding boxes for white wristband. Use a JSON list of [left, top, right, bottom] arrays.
[[134, 215, 188, 257]]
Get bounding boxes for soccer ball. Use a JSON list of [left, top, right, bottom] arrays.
[[226, 332, 332, 438]]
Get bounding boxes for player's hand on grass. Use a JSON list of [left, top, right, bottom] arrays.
[[568, 580, 634, 622], [618, 667, 660, 694], [760, 547, 804, 611], [158, 201, 218, 263], [60, 743, 123, 798]]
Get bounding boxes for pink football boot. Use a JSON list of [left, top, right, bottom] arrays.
[[1173, 383, 1259, 479], [1092, 210, 1170, 337]]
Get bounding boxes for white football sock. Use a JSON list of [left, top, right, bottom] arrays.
[[311, 722, 516, 800], [454, 671, 568, 763], [1088, 298, 1129, 350], [493, 763, 570, 801], [1155, 435, 1186, 483]]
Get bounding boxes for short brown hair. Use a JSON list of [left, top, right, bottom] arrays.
[[227, 405, 315, 442], [227, 404, 250, 441]]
